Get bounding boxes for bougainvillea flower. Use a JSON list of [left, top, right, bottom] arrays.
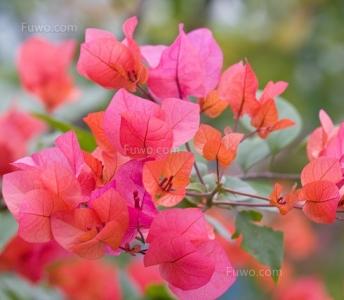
[[1, 132, 102, 242], [104, 89, 199, 158], [0, 235, 67, 283], [307, 110, 337, 161], [300, 180, 340, 224], [51, 189, 128, 259], [147, 25, 223, 100], [0, 109, 45, 175], [249, 80, 294, 138], [216, 61, 259, 119], [251, 98, 294, 138], [49, 259, 122, 300], [199, 90, 228, 118], [17, 37, 78, 111], [194, 124, 243, 166], [77, 16, 147, 92], [270, 183, 300, 215], [143, 152, 194, 207], [299, 157, 342, 223], [144, 208, 236, 300], [114, 159, 157, 245], [300, 157, 342, 185], [323, 123, 344, 168], [3, 164, 83, 243], [83, 111, 130, 184]]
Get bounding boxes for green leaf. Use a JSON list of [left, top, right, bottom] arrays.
[[233, 211, 284, 282], [0, 275, 62, 300], [246, 181, 274, 195], [202, 174, 217, 191], [266, 97, 302, 153], [220, 177, 257, 201], [236, 137, 270, 171], [191, 160, 208, 177], [0, 213, 18, 251], [32, 113, 96, 151], [206, 215, 232, 242], [144, 284, 175, 300], [187, 182, 207, 193]]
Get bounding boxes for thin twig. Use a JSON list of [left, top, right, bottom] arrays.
[[223, 187, 271, 201], [241, 129, 258, 142], [214, 201, 273, 208], [186, 191, 212, 197], [213, 200, 303, 210], [216, 159, 220, 184], [185, 142, 206, 188], [239, 172, 300, 181]]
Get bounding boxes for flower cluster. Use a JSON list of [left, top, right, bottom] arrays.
[[2, 16, 342, 299]]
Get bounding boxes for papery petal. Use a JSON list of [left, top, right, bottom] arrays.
[[199, 90, 228, 118], [259, 81, 288, 103], [301, 157, 342, 185], [55, 131, 84, 175], [144, 236, 215, 290], [218, 132, 243, 166], [104, 89, 160, 153], [91, 189, 129, 249], [83, 111, 114, 153], [194, 124, 222, 157], [120, 113, 173, 158], [143, 152, 194, 206], [40, 164, 83, 211], [122, 16, 138, 40], [77, 37, 135, 90], [18, 190, 54, 242], [169, 241, 236, 300], [160, 98, 200, 147], [85, 28, 114, 42], [319, 109, 334, 136], [2, 170, 41, 218], [146, 208, 209, 243], [186, 28, 223, 93], [140, 45, 167, 68], [148, 25, 221, 100], [218, 61, 259, 119], [51, 212, 104, 259], [301, 181, 340, 224], [323, 123, 344, 168]]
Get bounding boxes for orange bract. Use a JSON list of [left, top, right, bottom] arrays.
[[270, 183, 300, 215], [143, 152, 194, 207], [199, 90, 228, 118], [83, 111, 114, 153], [194, 124, 243, 166], [251, 99, 294, 139]]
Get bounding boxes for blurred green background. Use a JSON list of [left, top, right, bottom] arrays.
[[1, 0, 344, 299]]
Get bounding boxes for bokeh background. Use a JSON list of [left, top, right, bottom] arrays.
[[1, 0, 344, 299]]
